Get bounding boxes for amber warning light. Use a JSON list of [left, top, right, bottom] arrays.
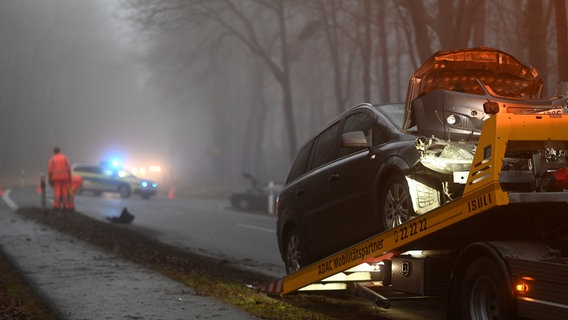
[[514, 277, 533, 294], [515, 283, 529, 294]]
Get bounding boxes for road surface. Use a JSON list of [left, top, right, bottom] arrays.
[[8, 186, 446, 319]]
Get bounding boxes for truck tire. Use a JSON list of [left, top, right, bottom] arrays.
[[283, 227, 310, 274], [458, 256, 514, 320], [379, 174, 414, 229]]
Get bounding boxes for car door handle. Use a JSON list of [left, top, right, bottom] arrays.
[[296, 188, 305, 196], [328, 173, 340, 182]]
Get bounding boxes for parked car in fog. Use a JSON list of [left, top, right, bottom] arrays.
[[230, 172, 282, 212], [73, 163, 158, 199]]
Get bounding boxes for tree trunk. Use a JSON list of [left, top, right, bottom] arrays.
[[361, 0, 372, 101], [556, 0, 568, 83], [275, 1, 298, 159], [472, 0, 486, 46], [525, 1, 548, 87], [401, 0, 432, 62], [377, 1, 391, 102]]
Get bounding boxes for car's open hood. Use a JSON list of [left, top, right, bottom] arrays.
[[403, 47, 544, 131]]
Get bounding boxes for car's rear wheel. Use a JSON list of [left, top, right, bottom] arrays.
[[284, 227, 309, 274], [118, 184, 131, 199], [379, 174, 414, 229]]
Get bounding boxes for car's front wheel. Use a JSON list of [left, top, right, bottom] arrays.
[[283, 227, 309, 274], [379, 174, 414, 229]]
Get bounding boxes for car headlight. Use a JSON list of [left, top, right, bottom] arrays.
[[141, 181, 148, 188], [446, 114, 459, 126]]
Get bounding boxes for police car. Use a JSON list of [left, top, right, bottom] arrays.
[[72, 163, 158, 199]]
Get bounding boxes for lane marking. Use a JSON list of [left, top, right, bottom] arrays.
[[237, 223, 275, 233], [2, 189, 19, 211]]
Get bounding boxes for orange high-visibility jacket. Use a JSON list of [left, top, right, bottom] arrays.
[[71, 174, 83, 191], [48, 153, 71, 181]]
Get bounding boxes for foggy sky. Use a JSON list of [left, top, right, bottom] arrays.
[[0, 1, 172, 185]]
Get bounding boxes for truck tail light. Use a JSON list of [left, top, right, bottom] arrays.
[[552, 167, 568, 189]]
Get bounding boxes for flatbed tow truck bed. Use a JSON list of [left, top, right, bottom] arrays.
[[264, 110, 568, 319]]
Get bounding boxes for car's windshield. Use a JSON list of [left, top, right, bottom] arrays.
[[374, 103, 405, 130], [103, 167, 135, 178]]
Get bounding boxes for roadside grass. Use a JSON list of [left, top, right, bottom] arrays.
[[16, 207, 382, 320], [0, 249, 59, 319]]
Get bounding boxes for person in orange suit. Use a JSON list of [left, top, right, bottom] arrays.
[[48, 147, 72, 210], [67, 174, 83, 212]]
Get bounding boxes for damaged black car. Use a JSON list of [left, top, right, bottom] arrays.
[[276, 47, 568, 273]]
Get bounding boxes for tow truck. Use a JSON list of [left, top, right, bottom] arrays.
[[264, 49, 568, 319]]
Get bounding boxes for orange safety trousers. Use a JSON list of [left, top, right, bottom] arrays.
[[53, 180, 71, 209], [48, 153, 71, 210], [67, 175, 83, 210]]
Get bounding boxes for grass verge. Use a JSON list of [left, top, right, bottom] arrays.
[[0, 249, 59, 319], [15, 207, 383, 320]]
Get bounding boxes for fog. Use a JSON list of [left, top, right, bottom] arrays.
[[2, 0, 566, 192], [0, 1, 192, 187], [0, 0, 296, 191]]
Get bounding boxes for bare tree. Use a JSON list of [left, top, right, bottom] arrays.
[[127, 0, 301, 159], [123, 0, 568, 183], [397, 0, 433, 62], [555, 0, 568, 83], [436, 0, 485, 48], [376, 1, 391, 102], [360, 0, 373, 101], [472, 0, 486, 46], [523, 1, 552, 87], [309, 0, 357, 113], [397, 0, 484, 63]]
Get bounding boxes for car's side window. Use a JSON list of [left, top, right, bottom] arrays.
[[309, 121, 340, 170], [78, 167, 97, 174], [372, 117, 389, 146], [340, 112, 373, 157], [286, 140, 314, 183]]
